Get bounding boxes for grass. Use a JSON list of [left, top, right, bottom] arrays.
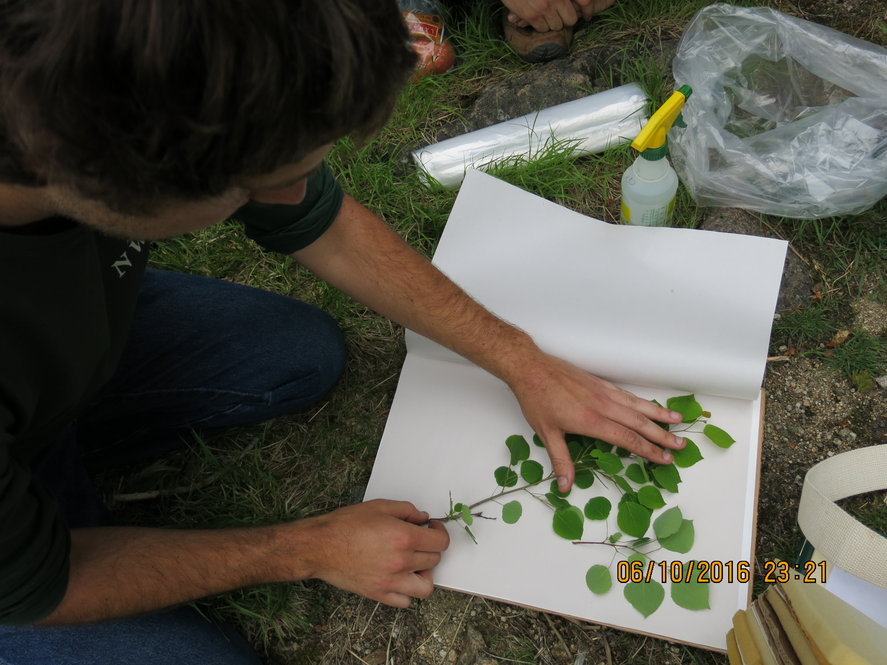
[[119, 2, 886, 664]]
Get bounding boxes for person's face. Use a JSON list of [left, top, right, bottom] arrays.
[[47, 143, 332, 241]]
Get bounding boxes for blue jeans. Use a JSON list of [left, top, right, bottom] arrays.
[[0, 269, 347, 665]]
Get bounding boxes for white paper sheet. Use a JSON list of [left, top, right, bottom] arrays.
[[366, 170, 788, 650]]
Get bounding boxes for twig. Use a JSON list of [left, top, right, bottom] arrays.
[[602, 638, 613, 665], [543, 612, 571, 659], [361, 601, 381, 638], [447, 596, 474, 654], [113, 471, 223, 502], [346, 648, 372, 665]]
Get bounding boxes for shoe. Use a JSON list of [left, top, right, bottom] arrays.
[[502, 15, 572, 63]]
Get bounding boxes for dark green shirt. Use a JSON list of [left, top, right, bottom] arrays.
[[0, 163, 343, 624]]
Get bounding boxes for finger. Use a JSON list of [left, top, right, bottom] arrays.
[[379, 591, 412, 609], [593, 418, 676, 465], [424, 520, 451, 551], [539, 430, 575, 492], [391, 570, 435, 600], [379, 500, 429, 525], [406, 551, 442, 572], [415, 521, 450, 553]]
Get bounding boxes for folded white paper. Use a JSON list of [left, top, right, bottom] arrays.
[[366, 170, 788, 650]]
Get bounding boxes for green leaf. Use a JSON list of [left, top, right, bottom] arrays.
[[459, 503, 473, 526], [574, 469, 595, 489], [505, 435, 531, 464], [549, 479, 571, 497], [546, 492, 570, 510], [463, 525, 478, 544], [659, 519, 695, 553], [652, 506, 683, 540], [552, 506, 584, 540], [502, 501, 522, 524], [612, 475, 633, 494], [670, 562, 711, 610], [608, 532, 622, 543], [624, 581, 665, 618], [651, 463, 682, 493], [666, 395, 703, 423], [637, 485, 665, 509], [625, 463, 648, 484], [704, 424, 736, 448], [592, 450, 624, 474], [593, 439, 613, 453], [532, 433, 545, 448], [494, 466, 518, 488], [584, 496, 612, 520], [618, 490, 639, 505], [520, 460, 544, 484], [617, 501, 651, 538], [672, 437, 704, 468], [586, 565, 612, 594], [627, 551, 647, 565], [567, 439, 592, 462]]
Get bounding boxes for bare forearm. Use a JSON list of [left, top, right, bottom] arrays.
[[293, 195, 538, 383], [41, 524, 305, 625]]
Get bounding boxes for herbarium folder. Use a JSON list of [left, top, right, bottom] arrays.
[[365, 169, 787, 651]]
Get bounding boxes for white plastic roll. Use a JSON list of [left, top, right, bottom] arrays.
[[412, 82, 648, 188]]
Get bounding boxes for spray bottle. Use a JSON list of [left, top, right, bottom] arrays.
[[620, 85, 692, 226]]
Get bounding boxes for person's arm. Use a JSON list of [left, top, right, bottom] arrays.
[[291, 196, 686, 493], [39, 499, 448, 625]]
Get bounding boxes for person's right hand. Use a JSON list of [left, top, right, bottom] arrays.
[[301, 499, 449, 607]]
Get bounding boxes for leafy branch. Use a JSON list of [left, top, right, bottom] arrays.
[[441, 394, 735, 618]]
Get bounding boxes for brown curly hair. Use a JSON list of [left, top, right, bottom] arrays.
[[0, 0, 416, 212]]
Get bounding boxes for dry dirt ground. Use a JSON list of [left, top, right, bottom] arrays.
[[291, 2, 886, 665]]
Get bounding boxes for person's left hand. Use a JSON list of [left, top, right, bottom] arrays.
[[505, 350, 686, 493]]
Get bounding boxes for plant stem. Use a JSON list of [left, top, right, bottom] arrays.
[[431, 473, 555, 522]]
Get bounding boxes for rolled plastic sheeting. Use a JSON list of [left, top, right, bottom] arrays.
[[412, 82, 648, 188]]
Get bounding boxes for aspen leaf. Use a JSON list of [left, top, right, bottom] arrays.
[[672, 437, 703, 468], [532, 433, 545, 448], [625, 463, 648, 484], [703, 424, 736, 448], [552, 506, 584, 540], [593, 439, 613, 453], [627, 552, 646, 565], [463, 524, 478, 544], [546, 492, 570, 510], [586, 565, 612, 594], [502, 501, 522, 524], [666, 395, 703, 423], [608, 532, 622, 543], [652, 506, 683, 540], [612, 475, 633, 494], [624, 581, 665, 618], [494, 466, 518, 488], [637, 485, 665, 509], [574, 469, 596, 489], [617, 501, 651, 538], [651, 463, 681, 493], [659, 519, 695, 553], [459, 503, 473, 526], [520, 460, 544, 484], [592, 450, 624, 474], [671, 562, 711, 610], [505, 435, 531, 464], [584, 496, 611, 520]]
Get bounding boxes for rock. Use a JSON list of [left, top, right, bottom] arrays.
[[456, 626, 488, 665], [699, 208, 815, 313]]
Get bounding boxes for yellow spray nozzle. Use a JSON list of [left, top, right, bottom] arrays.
[[631, 85, 692, 152]]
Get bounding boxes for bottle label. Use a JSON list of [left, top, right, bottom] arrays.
[[402, 12, 444, 44]]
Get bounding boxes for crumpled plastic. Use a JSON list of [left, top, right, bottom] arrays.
[[670, 3, 887, 218]]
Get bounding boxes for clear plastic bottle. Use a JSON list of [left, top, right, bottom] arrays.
[[620, 85, 692, 226], [620, 143, 678, 226]]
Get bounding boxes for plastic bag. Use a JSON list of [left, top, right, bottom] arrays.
[[670, 4, 887, 219]]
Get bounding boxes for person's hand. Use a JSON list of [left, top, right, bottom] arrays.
[[505, 351, 686, 492], [501, 0, 579, 32], [504, 0, 616, 30], [302, 500, 449, 608]]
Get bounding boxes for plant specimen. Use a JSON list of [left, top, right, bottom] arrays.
[[436, 394, 736, 618]]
